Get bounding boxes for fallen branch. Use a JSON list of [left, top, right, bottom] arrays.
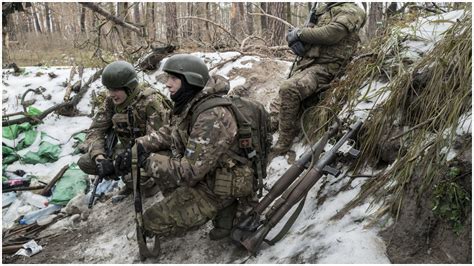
[[2, 68, 103, 126], [177, 16, 240, 45], [2, 186, 46, 193], [248, 12, 294, 29], [41, 165, 69, 196], [63, 65, 77, 102], [240, 35, 267, 50], [80, 2, 145, 36]]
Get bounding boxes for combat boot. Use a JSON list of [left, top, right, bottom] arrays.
[[209, 201, 237, 240]]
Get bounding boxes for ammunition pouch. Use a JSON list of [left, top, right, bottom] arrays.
[[213, 164, 254, 198]]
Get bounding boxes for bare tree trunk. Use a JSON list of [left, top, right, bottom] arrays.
[[32, 4, 42, 34], [133, 3, 140, 23], [230, 3, 242, 38], [80, 4, 86, 33], [286, 2, 292, 27], [186, 3, 193, 37], [260, 2, 268, 34], [367, 2, 383, 38], [268, 2, 285, 46], [245, 3, 254, 35], [44, 3, 52, 33], [205, 3, 212, 42], [165, 2, 178, 45], [146, 2, 156, 42]]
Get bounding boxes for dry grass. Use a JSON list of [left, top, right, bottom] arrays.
[[328, 10, 472, 221]]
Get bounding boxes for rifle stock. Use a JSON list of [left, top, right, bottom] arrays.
[[232, 122, 338, 238], [238, 120, 363, 254]]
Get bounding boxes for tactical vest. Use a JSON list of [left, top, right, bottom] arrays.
[[172, 94, 272, 198], [112, 87, 170, 145], [304, 3, 366, 65]]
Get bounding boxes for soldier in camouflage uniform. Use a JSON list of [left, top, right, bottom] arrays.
[[272, 2, 366, 156], [77, 60, 171, 197], [134, 54, 256, 241]]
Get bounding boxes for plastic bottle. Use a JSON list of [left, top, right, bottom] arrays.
[[2, 192, 17, 208], [3, 198, 23, 229], [19, 191, 49, 209], [19, 204, 62, 225]]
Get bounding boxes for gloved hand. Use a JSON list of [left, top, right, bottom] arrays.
[[96, 159, 115, 179], [286, 28, 306, 57], [114, 149, 132, 176], [114, 143, 150, 177]]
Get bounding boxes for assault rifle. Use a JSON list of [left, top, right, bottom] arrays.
[[88, 129, 117, 209], [231, 120, 363, 254], [127, 106, 160, 261]]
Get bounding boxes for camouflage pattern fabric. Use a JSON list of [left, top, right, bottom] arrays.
[[137, 76, 256, 236], [78, 84, 170, 190], [275, 3, 366, 148], [85, 84, 170, 160]]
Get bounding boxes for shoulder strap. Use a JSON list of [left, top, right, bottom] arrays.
[[190, 96, 232, 126]]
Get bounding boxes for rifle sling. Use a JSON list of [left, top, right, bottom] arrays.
[[263, 194, 307, 245]]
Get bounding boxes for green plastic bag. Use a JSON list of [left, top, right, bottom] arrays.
[[50, 163, 87, 205], [16, 129, 39, 150], [2, 122, 32, 140], [3, 125, 19, 140], [27, 106, 43, 116], [2, 146, 19, 164], [21, 141, 61, 164], [73, 132, 86, 143]]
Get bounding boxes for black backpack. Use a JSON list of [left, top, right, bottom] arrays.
[[191, 95, 272, 197]]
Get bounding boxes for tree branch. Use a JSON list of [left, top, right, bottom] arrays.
[[177, 16, 240, 45], [80, 2, 145, 37], [247, 12, 294, 29]]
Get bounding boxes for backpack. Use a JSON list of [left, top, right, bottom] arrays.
[[191, 95, 272, 197]]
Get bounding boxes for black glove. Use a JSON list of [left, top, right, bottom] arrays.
[[96, 159, 115, 179], [114, 150, 132, 176], [286, 28, 306, 57]]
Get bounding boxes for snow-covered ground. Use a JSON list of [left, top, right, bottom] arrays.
[[2, 9, 468, 263]]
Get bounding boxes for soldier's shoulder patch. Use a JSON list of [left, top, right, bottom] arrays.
[[184, 140, 202, 165]]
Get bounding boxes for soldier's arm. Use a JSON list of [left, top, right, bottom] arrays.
[[146, 107, 237, 186], [136, 125, 174, 152], [298, 9, 364, 45], [145, 94, 170, 134], [87, 97, 114, 160]]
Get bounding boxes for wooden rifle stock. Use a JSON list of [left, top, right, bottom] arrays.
[[240, 121, 363, 254]]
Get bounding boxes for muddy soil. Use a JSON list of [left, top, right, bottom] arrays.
[[3, 191, 249, 264], [380, 146, 472, 264]]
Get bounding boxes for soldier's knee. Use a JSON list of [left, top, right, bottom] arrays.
[[77, 154, 97, 175], [279, 82, 301, 101]]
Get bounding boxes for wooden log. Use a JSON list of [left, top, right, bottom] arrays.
[[41, 165, 69, 196]]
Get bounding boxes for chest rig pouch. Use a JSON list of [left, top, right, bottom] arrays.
[[112, 113, 130, 137]]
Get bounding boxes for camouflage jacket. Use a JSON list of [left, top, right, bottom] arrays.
[[297, 2, 366, 68], [138, 76, 242, 190], [86, 84, 171, 160]]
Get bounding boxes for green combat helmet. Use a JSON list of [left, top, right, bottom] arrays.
[[162, 54, 210, 88], [102, 61, 138, 91]]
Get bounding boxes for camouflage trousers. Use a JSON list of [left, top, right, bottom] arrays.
[[143, 185, 224, 237], [271, 63, 339, 146]]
